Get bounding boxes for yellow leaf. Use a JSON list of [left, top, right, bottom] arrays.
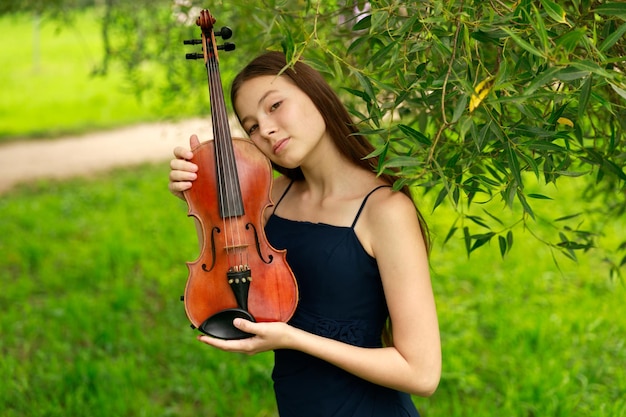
[[469, 77, 493, 113], [557, 117, 574, 127]]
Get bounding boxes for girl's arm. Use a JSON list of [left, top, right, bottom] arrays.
[[198, 189, 441, 396]]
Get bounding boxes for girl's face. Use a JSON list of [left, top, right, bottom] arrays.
[[234, 75, 329, 170]]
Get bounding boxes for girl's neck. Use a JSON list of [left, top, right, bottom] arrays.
[[300, 155, 376, 202]]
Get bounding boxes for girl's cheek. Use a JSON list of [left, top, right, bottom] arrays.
[[250, 137, 270, 156]]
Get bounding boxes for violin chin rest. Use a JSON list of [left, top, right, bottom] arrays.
[[199, 308, 256, 340]]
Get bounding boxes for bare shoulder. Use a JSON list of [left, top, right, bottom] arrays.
[[358, 187, 427, 257], [365, 187, 421, 226]]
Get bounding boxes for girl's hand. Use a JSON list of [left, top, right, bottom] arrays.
[[196, 319, 295, 355], [168, 134, 201, 200]]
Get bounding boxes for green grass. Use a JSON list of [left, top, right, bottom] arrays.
[[1, 165, 624, 417], [0, 166, 277, 417], [0, 11, 164, 140]]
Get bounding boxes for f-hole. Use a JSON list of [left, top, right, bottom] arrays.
[[246, 222, 273, 264], [201, 226, 221, 272]]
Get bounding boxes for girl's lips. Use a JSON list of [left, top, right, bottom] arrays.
[[272, 138, 289, 154]]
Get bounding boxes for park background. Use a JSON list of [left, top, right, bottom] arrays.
[[1, 1, 625, 416]]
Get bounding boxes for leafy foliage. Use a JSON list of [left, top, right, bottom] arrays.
[[291, 0, 626, 276]]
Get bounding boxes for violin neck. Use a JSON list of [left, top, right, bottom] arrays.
[[206, 55, 245, 219]]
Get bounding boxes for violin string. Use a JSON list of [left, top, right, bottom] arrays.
[[208, 39, 247, 271], [206, 39, 231, 270]]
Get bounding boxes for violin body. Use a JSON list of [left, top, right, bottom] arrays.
[[181, 8, 298, 339], [183, 138, 297, 335]]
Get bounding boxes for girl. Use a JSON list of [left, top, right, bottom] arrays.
[[168, 51, 441, 417]]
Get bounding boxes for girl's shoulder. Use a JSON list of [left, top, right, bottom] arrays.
[[355, 186, 423, 256], [364, 185, 416, 216]]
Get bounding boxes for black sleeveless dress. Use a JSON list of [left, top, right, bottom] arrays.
[[264, 183, 420, 417]]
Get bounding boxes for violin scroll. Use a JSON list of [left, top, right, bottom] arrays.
[[183, 9, 235, 62]]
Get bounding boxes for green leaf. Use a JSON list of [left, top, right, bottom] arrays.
[[352, 14, 371, 31], [554, 170, 591, 177], [398, 124, 432, 146], [506, 142, 524, 190], [443, 225, 458, 245], [594, 2, 626, 17], [599, 22, 626, 52], [354, 71, 377, 102], [371, 41, 398, 66], [540, 0, 568, 24], [578, 74, 592, 120], [555, 28, 586, 55], [303, 57, 332, 75], [471, 29, 507, 45], [467, 215, 490, 229], [602, 159, 626, 180], [525, 66, 561, 96], [499, 235, 507, 258], [517, 190, 535, 219], [463, 227, 471, 256], [347, 36, 367, 56], [532, 4, 550, 51], [370, 10, 389, 32], [526, 140, 566, 152], [382, 156, 424, 168], [520, 152, 540, 178], [609, 83, 626, 101], [571, 60, 614, 79], [501, 27, 546, 58], [452, 95, 468, 123], [503, 181, 517, 208], [363, 141, 388, 159], [507, 230, 514, 251], [482, 209, 505, 226], [360, 128, 388, 138], [433, 186, 449, 212], [556, 66, 589, 81], [528, 193, 553, 200], [342, 87, 370, 101], [471, 232, 496, 252]]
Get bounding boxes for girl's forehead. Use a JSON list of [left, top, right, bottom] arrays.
[[234, 75, 300, 109], [238, 74, 295, 92]]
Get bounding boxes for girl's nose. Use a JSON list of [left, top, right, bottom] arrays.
[[260, 122, 277, 139]]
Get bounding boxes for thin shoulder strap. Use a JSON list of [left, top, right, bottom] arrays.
[[350, 185, 391, 229], [273, 180, 295, 213]]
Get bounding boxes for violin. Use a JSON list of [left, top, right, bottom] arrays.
[[181, 8, 298, 339]]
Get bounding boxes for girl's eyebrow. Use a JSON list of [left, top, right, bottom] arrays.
[[239, 89, 279, 126]]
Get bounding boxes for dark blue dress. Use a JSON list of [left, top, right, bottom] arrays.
[[264, 183, 420, 417]]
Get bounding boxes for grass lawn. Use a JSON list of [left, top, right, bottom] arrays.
[[1, 166, 624, 417], [0, 11, 164, 140]]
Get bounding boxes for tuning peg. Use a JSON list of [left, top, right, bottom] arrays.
[[183, 39, 202, 45], [217, 42, 236, 52], [215, 26, 233, 40], [186, 53, 203, 60]]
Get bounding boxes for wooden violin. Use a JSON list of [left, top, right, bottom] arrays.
[[181, 8, 298, 339]]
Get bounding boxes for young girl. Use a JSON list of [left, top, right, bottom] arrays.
[[168, 51, 441, 417]]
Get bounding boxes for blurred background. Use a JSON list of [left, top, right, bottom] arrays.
[[1, 1, 625, 416]]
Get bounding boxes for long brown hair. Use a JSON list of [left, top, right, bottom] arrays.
[[230, 51, 429, 249]]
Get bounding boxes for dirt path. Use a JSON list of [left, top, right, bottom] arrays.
[[0, 118, 243, 195]]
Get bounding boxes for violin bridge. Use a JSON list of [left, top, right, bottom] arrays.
[[224, 243, 250, 253]]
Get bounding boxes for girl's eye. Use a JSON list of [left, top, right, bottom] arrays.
[[247, 124, 258, 135], [270, 101, 281, 111]]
